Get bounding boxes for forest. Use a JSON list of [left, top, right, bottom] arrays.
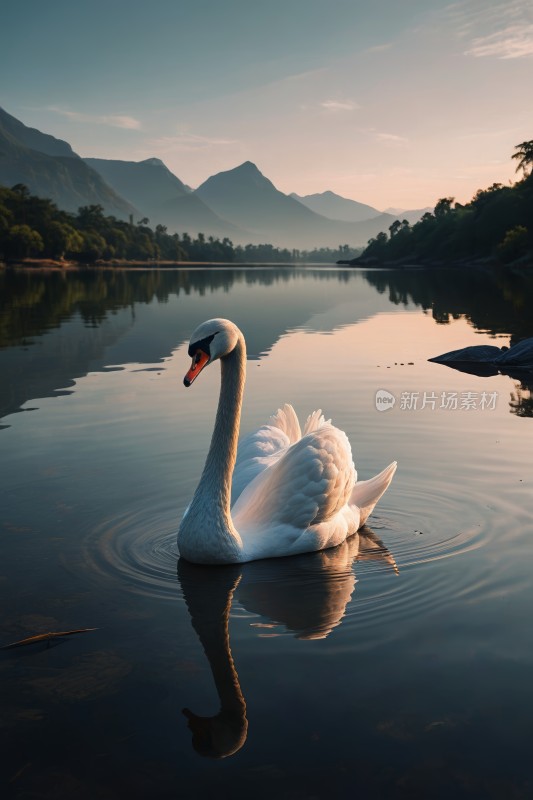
[[2, 140, 532, 268], [0, 184, 359, 265], [359, 141, 533, 266]]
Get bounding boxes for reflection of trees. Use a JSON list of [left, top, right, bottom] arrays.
[[0, 267, 358, 349], [6, 265, 532, 352], [509, 380, 533, 418], [363, 268, 533, 343]]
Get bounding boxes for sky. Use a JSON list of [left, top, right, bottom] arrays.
[[1, 0, 532, 210]]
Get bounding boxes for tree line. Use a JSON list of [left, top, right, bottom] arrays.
[[0, 185, 359, 264], [360, 141, 533, 266]]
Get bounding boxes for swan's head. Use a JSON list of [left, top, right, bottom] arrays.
[[184, 318, 240, 387], [182, 707, 248, 759]]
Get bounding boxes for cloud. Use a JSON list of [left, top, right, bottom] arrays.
[[320, 99, 360, 112], [363, 43, 392, 54], [376, 133, 409, 146], [465, 23, 533, 58], [149, 133, 237, 152], [444, 0, 533, 58], [446, 0, 532, 35], [48, 106, 141, 129]]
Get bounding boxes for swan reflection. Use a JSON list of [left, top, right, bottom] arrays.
[[177, 529, 397, 758]]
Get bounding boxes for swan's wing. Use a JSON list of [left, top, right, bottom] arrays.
[[349, 461, 397, 526], [231, 404, 302, 504], [233, 423, 356, 533], [302, 409, 330, 435]]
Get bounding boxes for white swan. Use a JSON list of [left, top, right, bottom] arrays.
[[178, 318, 397, 565]]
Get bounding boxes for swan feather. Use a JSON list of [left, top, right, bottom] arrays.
[[178, 318, 397, 564]]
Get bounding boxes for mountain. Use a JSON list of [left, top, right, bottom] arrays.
[[384, 206, 433, 224], [291, 190, 381, 222], [293, 191, 432, 226], [384, 206, 405, 215], [195, 162, 406, 248], [0, 108, 136, 218], [0, 107, 431, 247], [0, 107, 79, 159], [196, 161, 319, 231], [195, 162, 344, 247], [84, 156, 246, 238]]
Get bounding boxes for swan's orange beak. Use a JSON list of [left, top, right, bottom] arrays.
[[184, 350, 210, 387]]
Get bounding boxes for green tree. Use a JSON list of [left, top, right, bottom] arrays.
[[512, 140, 533, 177], [497, 225, 529, 263], [78, 231, 107, 262], [77, 205, 107, 231], [5, 224, 44, 259], [389, 220, 402, 237], [42, 221, 83, 259], [434, 197, 455, 217]]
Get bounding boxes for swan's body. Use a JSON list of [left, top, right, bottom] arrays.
[[178, 318, 397, 565]]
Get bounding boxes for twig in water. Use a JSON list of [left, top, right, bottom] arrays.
[[2, 628, 98, 650]]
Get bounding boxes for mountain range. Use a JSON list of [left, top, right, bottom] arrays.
[[0, 106, 429, 248], [290, 190, 381, 222], [0, 107, 136, 218], [83, 156, 246, 239]]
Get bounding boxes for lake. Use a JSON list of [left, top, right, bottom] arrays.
[[1, 265, 533, 799]]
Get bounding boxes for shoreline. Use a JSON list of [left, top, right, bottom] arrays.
[[1, 258, 348, 270], [3, 257, 532, 272]]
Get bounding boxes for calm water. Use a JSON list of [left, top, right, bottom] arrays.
[[1, 266, 533, 799]]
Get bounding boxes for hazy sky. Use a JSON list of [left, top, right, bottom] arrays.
[[2, 0, 532, 209]]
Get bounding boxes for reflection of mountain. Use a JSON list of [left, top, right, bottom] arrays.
[[178, 530, 397, 758], [4, 266, 533, 425], [0, 268, 391, 423]]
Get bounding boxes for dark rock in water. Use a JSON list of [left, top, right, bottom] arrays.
[[494, 337, 533, 368], [429, 337, 533, 375], [428, 345, 506, 364]]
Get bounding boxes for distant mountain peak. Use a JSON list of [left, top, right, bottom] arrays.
[[291, 190, 381, 223], [197, 161, 277, 197], [140, 157, 166, 167], [226, 161, 267, 179], [237, 160, 260, 171]]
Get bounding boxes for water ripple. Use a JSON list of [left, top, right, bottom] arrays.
[[76, 471, 515, 645], [81, 503, 180, 601]]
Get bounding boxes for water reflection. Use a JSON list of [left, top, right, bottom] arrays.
[[3, 266, 533, 424], [429, 358, 533, 418], [177, 530, 397, 758], [0, 267, 375, 422], [364, 267, 533, 344], [3, 267, 533, 351], [510, 379, 533, 417]]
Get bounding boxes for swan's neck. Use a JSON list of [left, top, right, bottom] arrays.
[[179, 334, 246, 564], [202, 335, 246, 515]]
